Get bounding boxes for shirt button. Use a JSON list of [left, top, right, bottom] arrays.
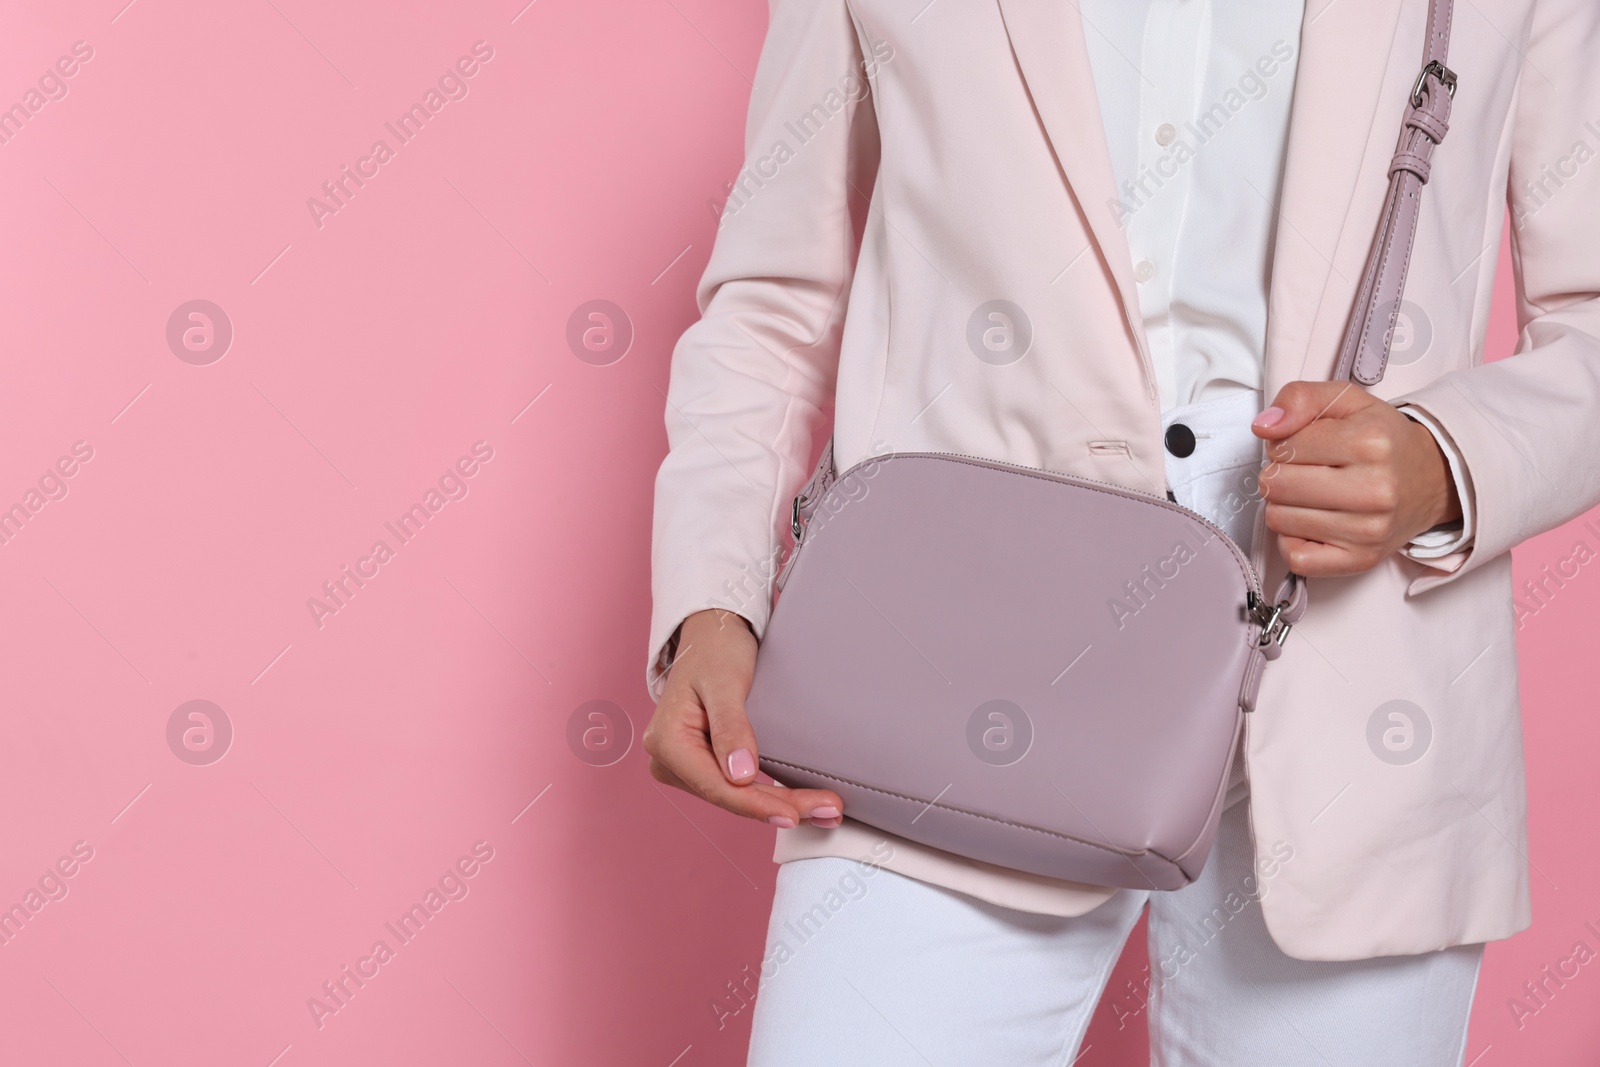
[[1133, 260, 1157, 283], [1155, 123, 1177, 146], [1165, 423, 1197, 458]]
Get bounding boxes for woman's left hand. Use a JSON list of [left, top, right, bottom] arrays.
[[1250, 381, 1462, 577]]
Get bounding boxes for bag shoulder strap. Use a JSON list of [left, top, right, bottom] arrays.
[[1265, 0, 1459, 646], [1334, 0, 1458, 385]]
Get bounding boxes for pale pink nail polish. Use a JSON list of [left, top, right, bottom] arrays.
[[767, 815, 796, 829], [726, 748, 756, 781], [1253, 406, 1285, 429], [807, 805, 841, 820], [810, 816, 843, 829]]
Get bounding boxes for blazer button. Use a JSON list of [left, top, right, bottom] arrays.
[[1164, 422, 1196, 458]]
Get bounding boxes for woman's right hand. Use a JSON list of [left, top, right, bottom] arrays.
[[644, 608, 844, 829]]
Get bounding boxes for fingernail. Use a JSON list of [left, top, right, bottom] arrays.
[[806, 805, 841, 820], [767, 815, 796, 829], [810, 816, 843, 829], [1253, 406, 1285, 429], [727, 748, 756, 780]]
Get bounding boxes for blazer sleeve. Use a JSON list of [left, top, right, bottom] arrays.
[[645, 0, 882, 698], [1392, 0, 1600, 595]]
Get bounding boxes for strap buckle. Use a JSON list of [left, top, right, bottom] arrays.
[[1411, 60, 1457, 108]]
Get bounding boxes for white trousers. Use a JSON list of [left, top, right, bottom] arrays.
[[746, 803, 1483, 1066], [747, 392, 1484, 1065]]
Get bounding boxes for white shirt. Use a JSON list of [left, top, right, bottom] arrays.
[[1079, 0, 1473, 553]]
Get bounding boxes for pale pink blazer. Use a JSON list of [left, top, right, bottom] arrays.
[[649, 0, 1600, 961]]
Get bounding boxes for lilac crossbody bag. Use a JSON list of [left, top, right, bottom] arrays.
[[743, 1, 1457, 890]]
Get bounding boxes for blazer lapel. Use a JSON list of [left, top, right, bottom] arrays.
[[995, 0, 1149, 367], [1264, 0, 1414, 392]]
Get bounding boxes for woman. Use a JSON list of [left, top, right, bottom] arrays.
[[644, 0, 1600, 1062]]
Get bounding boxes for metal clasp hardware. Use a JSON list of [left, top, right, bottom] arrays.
[[1411, 60, 1457, 108], [791, 495, 805, 541], [1246, 590, 1294, 648]]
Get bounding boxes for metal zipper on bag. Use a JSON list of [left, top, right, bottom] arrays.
[[1242, 495, 1293, 648], [1245, 589, 1293, 648], [791, 448, 1294, 651], [817, 449, 1265, 601]]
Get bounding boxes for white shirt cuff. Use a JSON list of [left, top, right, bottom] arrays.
[[1397, 404, 1474, 559]]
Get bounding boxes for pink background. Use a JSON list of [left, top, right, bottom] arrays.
[[0, 1, 1595, 1064]]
